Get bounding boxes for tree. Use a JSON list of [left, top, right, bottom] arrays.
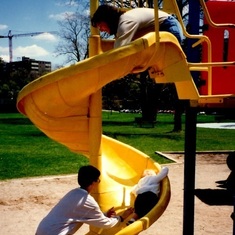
[[55, 3, 90, 64], [0, 61, 40, 112], [102, 74, 142, 111]]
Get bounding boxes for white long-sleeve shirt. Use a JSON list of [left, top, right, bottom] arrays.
[[131, 167, 169, 196], [114, 8, 169, 48], [36, 188, 120, 235]]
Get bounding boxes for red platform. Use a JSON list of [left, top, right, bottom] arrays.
[[200, 0, 235, 95]]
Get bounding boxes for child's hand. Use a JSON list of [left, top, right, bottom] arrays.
[[106, 207, 116, 217]]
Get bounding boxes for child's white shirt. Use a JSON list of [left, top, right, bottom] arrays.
[[131, 167, 169, 196]]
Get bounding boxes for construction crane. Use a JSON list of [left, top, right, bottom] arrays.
[[0, 30, 57, 62]]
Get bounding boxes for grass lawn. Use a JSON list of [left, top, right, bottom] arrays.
[[0, 112, 234, 180], [0, 113, 88, 180], [102, 111, 234, 159]]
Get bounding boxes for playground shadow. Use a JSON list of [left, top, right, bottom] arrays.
[[195, 188, 233, 206]]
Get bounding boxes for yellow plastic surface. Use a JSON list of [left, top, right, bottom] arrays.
[[17, 32, 198, 156], [85, 136, 170, 235], [17, 31, 191, 234]]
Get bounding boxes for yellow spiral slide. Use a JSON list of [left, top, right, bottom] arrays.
[[16, 31, 193, 234]]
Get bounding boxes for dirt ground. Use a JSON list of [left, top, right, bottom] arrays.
[[1, 153, 234, 235]]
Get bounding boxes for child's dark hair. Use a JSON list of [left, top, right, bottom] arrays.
[[78, 165, 100, 189], [91, 4, 126, 35]]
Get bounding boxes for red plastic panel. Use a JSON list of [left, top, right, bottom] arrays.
[[201, 0, 235, 95]]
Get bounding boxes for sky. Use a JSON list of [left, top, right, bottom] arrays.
[[0, 0, 80, 69]]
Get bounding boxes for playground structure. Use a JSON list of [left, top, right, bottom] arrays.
[[16, 0, 235, 234]]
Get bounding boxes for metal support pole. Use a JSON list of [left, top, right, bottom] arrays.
[[183, 103, 197, 235]]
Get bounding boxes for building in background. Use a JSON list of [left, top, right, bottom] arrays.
[[6, 56, 51, 75], [0, 56, 52, 112]]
